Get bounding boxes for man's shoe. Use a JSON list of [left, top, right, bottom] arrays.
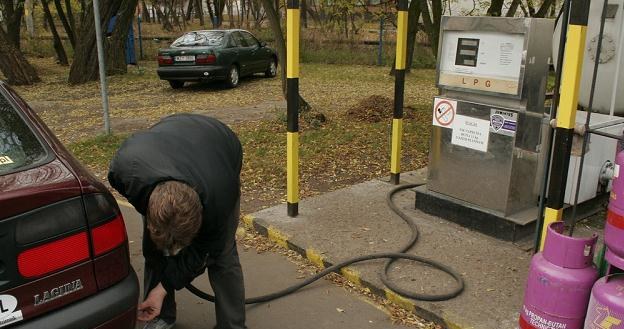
[[143, 318, 175, 329]]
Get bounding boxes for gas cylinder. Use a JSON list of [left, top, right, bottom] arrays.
[[520, 222, 599, 329], [584, 274, 624, 329], [606, 151, 624, 270]]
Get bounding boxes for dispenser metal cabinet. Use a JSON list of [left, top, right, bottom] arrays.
[[416, 16, 554, 241]]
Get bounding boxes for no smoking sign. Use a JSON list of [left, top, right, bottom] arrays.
[[432, 98, 457, 127]]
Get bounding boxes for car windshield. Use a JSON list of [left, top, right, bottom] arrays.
[[171, 31, 224, 47], [0, 93, 48, 175]]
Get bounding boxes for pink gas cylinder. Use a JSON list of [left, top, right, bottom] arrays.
[[520, 221, 599, 329], [605, 151, 624, 270], [584, 274, 624, 329]]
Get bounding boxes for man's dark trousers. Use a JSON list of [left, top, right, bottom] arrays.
[[142, 201, 245, 329]]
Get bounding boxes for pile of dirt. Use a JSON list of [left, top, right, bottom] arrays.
[[345, 95, 417, 123]]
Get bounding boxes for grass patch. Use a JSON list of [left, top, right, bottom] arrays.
[[301, 41, 435, 68], [16, 58, 437, 144], [68, 133, 128, 174], [30, 57, 436, 209], [68, 109, 432, 208]]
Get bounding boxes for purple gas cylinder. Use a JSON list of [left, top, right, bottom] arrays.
[[584, 274, 624, 329], [605, 150, 624, 270], [520, 221, 599, 329]]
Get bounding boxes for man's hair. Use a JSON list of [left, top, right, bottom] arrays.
[[147, 181, 203, 254]]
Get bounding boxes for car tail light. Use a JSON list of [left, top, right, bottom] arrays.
[[91, 215, 127, 256], [17, 232, 90, 278], [84, 194, 130, 290], [14, 197, 91, 279], [158, 55, 173, 65], [196, 54, 216, 64]]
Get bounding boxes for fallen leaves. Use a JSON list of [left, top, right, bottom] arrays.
[[16, 56, 441, 327], [238, 224, 440, 328]]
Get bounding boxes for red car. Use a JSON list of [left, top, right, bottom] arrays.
[[0, 81, 139, 329]]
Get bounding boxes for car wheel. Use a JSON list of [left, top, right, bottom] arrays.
[[265, 59, 277, 78], [226, 65, 239, 88], [168, 80, 184, 89]]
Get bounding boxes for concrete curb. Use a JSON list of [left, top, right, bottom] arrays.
[[242, 214, 472, 329]]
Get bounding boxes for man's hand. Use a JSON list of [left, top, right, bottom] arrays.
[[137, 283, 168, 322]]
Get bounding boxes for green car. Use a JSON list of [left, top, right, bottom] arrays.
[[157, 29, 278, 89]]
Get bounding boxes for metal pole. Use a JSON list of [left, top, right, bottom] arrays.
[[569, 0, 609, 236], [377, 17, 384, 66], [286, 0, 300, 217], [93, 0, 111, 135], [533, 0, 571, 252], [138, 15, 144, 60], [608, 6, 624, 117], [389, 0, 408, 185], [538, 0, 590, 251]]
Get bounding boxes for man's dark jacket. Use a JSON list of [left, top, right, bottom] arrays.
[[108, 114, 242, 291]]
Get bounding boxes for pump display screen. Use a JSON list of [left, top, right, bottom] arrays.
[[438, 30, 525, 96], [455, 38, 480, 67]]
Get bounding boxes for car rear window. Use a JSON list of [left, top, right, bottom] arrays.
[[0, 93, 48, 175], [171, 31, 225, 47]]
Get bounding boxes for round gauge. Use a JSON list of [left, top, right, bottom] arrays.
[[587, 34, 616, 64]]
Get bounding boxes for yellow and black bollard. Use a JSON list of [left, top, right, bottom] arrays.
[[390, 0, 409, 185], [286, 0, 300, 217], [539, 0, 590, 250]]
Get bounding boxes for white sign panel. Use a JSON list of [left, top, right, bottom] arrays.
[[438, 30, 525, 95], [0, 295, 23, 328], [432, 98, 457, 127], [451, 115, 490, 152]]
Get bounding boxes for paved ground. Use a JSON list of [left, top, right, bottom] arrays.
[[246, 170, 603, 329], [119, 204, 414, 329]]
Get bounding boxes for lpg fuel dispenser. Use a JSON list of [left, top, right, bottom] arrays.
[[414, 16, 555, 241]]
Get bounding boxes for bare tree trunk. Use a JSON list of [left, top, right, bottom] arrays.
[[106, 0, 139, 75], [79, 0, 87, 21], [431, 0, 442, 48], [534, 0, 555, 17], [168, 0, 180, 29], [185, 0, 193, 20], [0, 27, 40, 85], [157, 1, 174, 31], [206, 0, 217, 26], [487, 0, 504, 16], [65, 0, 76, 30], [506, 0, 520, 16], [301, 0, 308, 28], [526, 0, 536, 16], [175, 0, 185, 29], [42, 0, 69, 65], [141, 0, 151, 22], [25, 0, 36, 38], [251, 0, 262, 27], [518, 0, 529, 16], [236, 0, 243, 27], [225, 0, 234, 27], [259, 0, 310, 111], [53, 0, 76, 47], [68, 0, 121, 84], [420, 0, 435, 51], [1, 0, 25, 48], [195, 0, 204, 25]]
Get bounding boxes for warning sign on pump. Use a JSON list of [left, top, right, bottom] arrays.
[[451, 115, 490, 152], [432, 98, 457, 127]]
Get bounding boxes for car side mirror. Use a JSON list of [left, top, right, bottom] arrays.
[[260, 41, 267, 47]]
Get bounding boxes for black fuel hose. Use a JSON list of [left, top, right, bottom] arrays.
[[186, 183, 465, 303]]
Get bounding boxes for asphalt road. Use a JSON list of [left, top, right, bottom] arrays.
[[119, 203, 411, 329]]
